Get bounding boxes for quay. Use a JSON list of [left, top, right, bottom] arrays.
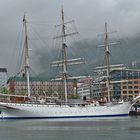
[[129, 103, 140, 116], [129, 111, 140, 116]]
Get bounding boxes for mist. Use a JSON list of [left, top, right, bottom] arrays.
[[1, 0, 140, 77]]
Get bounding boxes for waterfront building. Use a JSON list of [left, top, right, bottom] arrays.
[[77, 83, 91, 99], [7, 77, 76, 100], [92, 69, 140, 100], [7, 68, 140, 101], [111, 69, 140, 99], [77, 77, 93, 99], [0, 68, 7, 91]]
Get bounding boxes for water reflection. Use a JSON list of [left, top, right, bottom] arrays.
[[0, 117, 140, 140]]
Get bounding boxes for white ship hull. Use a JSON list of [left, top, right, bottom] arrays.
[[0, 101, 132, 120]]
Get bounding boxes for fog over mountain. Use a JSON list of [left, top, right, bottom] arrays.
[[1, 0, 140, 78], [36, 34, 140, 79]]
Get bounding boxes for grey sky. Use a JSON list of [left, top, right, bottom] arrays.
[[0, 0, 140, 76]]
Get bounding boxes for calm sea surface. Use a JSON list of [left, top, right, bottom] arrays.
[[0, 117, 140, 140]]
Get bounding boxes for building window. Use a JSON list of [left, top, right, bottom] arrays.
[[134, 86, 138, 89], [129, 91, 133, 94], [133, 72, 138, 79], [128, 86, 132, 89], [128, 81, 132, 84], [123, 86, 127, 89], [123, 91, 127, 94], [134, 81, 138, 84], [134, 91, 138, 94], [128, 72, 133, 79]]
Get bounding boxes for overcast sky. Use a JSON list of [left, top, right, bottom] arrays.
[[1, 0, 140, 76]]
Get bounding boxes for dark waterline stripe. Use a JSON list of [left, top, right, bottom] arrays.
[[0, 114, 129, 120]]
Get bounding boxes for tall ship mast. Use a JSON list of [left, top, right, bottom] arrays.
[[61, 8, 68, 104], [51, 8, 84, 104], [23, 14, 31, 98], [94, 22, 121, 102], [104, 22, 111, 102]]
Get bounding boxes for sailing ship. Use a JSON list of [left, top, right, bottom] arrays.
[[0, 10, 140, 120]]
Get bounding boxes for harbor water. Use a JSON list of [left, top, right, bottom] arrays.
[[0, 117, 140, 140]]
